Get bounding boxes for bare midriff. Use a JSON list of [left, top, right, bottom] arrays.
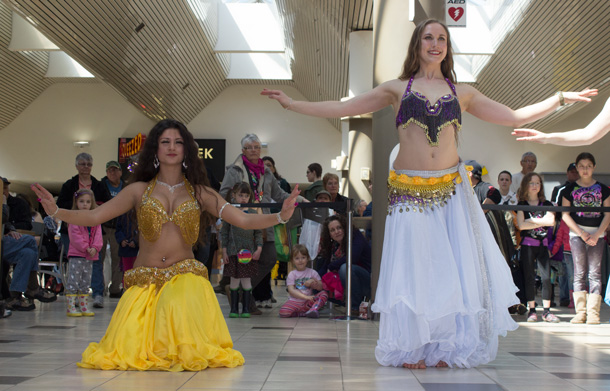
[[133, 218, 195, 269], [393, 122, 459, 171]]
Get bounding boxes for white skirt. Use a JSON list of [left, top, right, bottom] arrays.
[[372, 162, 519, 368]]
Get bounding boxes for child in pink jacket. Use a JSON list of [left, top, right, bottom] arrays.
[[66, 189, 103, 317]]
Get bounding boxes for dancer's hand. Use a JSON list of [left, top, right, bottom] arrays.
[[31, 183, 59, 216], [278, 185, 301, 223], [512, 129, 549, 143], [261, 89, 292, 109], [563, 88, 598, 104]]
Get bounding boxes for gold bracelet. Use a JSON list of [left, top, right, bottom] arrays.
[[556, 91, 565, 106]]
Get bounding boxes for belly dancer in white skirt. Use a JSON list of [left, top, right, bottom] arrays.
[[262, 19, 596, 369]]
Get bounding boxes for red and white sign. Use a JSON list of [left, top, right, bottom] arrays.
[[446, 0, 466, 28]]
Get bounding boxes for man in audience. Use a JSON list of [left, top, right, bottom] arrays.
[[510, 152, 537, 193], [551, 163, 579, 205], [100, 161, 125, 298], [2, 177, 32, 231], [303, 163, 324, 201], [465, 160, 495, 204], [2, 186, 57, 310]]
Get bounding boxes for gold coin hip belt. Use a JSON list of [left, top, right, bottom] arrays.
[[387, 170, 462, 215], [124, 259, 209, 290]]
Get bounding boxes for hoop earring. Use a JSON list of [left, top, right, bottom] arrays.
[[182, 159, 188, 169], [154, 155, 160, 169]]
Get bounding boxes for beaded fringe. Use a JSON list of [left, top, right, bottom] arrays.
[[387, 170, 461, 215]]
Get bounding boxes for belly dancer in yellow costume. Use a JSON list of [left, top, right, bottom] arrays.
[[32, 119, 300, 371]]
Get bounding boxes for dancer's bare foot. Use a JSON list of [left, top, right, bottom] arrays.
[[402, 360, 426, 369], [435, 361, 448, 368]]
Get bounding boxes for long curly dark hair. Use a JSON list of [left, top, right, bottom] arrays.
[[398, 19, 456, 83], [319, 214, 348, 259], [131, 119, 216, 244]]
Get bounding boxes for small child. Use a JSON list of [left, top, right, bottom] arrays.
[[221, 183, 263, 318], [66, 189, 103, 317], [279, 244, 328, 318]]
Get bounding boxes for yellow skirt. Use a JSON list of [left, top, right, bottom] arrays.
[[78, 259, 244, 371]]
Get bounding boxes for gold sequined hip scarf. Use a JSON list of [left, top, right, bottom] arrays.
[[124, 259, 209, 290], [387, 165, 463, 215]]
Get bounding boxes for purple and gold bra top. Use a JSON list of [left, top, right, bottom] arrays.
[[395, 75, 462, 146]]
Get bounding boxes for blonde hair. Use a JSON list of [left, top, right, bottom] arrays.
[[72, 189, 96, 210]]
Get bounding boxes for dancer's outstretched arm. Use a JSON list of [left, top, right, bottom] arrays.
[[513, 97, 610, 146], [459, 86, 597, 127], [261, 80, 400, 118]]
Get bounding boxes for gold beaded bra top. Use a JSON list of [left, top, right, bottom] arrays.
[[137, 176, 200, 245], [395, 75, 462, 146]]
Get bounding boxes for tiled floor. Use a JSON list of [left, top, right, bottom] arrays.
[[1, 286, 610, 391]]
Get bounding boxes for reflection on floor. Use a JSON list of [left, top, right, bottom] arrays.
[[0, 285, 609, 391]]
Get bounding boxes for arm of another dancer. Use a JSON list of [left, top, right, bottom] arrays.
[[458, 84, 597, 127], [513, 97, 610, 146], [261, 80, 398, 118], [31, 182, 140, 227]]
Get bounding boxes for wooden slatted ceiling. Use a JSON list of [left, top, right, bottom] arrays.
[[6, 0, 228, 123], [0, 1, 52, 129], [474, 1, 610, 130], [2, 0, 372, 131]]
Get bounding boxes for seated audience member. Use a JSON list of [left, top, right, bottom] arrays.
[[316, 215, 371, 314], [303, 163, 324, 202], [2, 203, 57, 310], [323, 173, 351, 214], [2, 177, 32, 231], [279, 245, 328, 318]]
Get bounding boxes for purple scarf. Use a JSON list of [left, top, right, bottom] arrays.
[[242, 155, 265, 179]]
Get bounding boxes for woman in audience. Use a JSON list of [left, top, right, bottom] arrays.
[[32, 119, 300, 371], [262, 18, 594, 368], [219, 134, 305, 311], [561, 152, 610, 324], [323, 173, 350, 214], [263, 156, 291, 193], [516, 172, 557, 323], [316, 214, 371, 315]]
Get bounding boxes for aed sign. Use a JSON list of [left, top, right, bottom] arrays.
[[446, 0, 466, 28]]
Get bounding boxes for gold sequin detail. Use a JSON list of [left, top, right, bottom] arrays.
[[124, 259, 208, 290], [387, 170, 461, 215], [138, 176, 200, 245], [401, 118, 462, 146]]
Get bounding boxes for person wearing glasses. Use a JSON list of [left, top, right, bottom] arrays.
[[561, 152, 610, 325], [57, 153, 111, 307], [516, 173, 557, 323], [303, 163, 323, 202], [219, 134, 306, 312]]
